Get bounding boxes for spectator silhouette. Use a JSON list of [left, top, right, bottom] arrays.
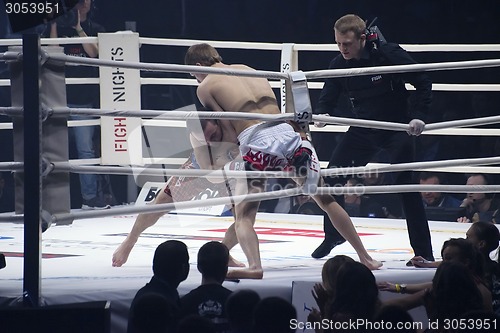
[[177, 314, 216, 333], [179, 241, 232, 333], [466, 221, 500, 315], [418, 172, 462, 208], [382, 238, 493, 315], [253, 296, 297, 333], [128, 292, 175, 333], [425, 261, 485, 329], [225, 289, 261, 333], [458, 174, 499, 223], [343, 178, 385, 218], [308, 255, 355, 325], [328, 261, 381, 326], [127, 240, 190, 333]]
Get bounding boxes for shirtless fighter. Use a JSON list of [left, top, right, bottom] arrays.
[[112, 117, 241, 267], [185, 43, 382, 279]]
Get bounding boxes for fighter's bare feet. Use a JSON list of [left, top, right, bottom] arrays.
[[361, 258, 383, 271], [228, 255, 246, 268], [226, 268, 264, 280], [112, 241, 134, 267]]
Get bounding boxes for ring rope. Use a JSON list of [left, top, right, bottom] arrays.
[[43, 52, 500, 82], [321, 156, 500, 177], [50, 183, 500, 225], [293, 44, 500, 52], [52, 162, 294, 179], [1, 37, 499, 53], [51, 108, 500, 134], [0, 107, 23, 116], [46, 53, 289, 80], [0, 161, 23, 171], [2, 183, 499, 223], [315, 185, 500, 196], [51, 187, 305, 224], [423, 115, 500, 131], [305, 59, 500, 80], [49, 156, 500, 179]]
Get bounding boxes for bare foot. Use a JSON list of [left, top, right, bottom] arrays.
[[112, 241, 135, 267], [226, 268, 264, 280], [228, 255, 246, 268], [361, 258, 383, 270]]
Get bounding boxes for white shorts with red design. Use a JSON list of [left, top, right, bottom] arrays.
[[237, 122, 302, 171]]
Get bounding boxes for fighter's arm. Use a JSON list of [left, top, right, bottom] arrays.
[[189, 133, 217, 170], [197, 84, 224, 112]]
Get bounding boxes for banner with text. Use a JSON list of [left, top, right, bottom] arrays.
[[98, 32, 142, 165]]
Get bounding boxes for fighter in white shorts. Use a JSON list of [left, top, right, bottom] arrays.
[[112, 118, 240, 267], [186, 43, 381, 279], [236, 121, 320, 193]]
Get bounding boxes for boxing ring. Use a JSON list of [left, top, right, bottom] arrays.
[[0, 33, 500, 332]]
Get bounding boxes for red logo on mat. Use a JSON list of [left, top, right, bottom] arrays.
[[2, 252, 81, 259], [204, 227, 379, 238]]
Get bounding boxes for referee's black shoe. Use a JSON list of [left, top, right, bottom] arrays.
[[311, 237, 346, 259]]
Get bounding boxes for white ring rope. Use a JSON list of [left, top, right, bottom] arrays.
[[2, 183, 499, 224], [1, 182, 499, 224], [315, 185, 500, 196], [423, 115, 500, 131], [42, 52, 500, 82], [51, 187, 305, 224], [2, 36, 500, 52], [47, 183, 500, 225], [304, 59, 500, 80], [52, 108, 500, 134], [52, 162, 294, 179], [0, 162, 23, 171], [293, 44, 500, 52], [321, 156, 500, 177], [0, 107, 23, 116], [45, 53, 289, 80], [49, 156, 500, 179]]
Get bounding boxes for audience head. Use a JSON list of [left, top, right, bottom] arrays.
[[197, 241, 229, 283], [419, 172, 445, 206], [177, 314, 216, 333], [466, 221, 500, 256], [253, 296, 297, 333], [153, 240, 190, 286], [441, 237, 484, 279], [128, 292, 175, 333], [321, 255, 355, 294], [330, 261, 380, 321], [429, 261, 483, 322], [225, 289, 260, 333], [465, 173, 494, 204]]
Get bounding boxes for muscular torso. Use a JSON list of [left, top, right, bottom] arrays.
[[197, 64, 281, 135]]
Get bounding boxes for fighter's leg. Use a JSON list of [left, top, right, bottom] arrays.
[[222, 221, 246, 267], [112, 187, 173, 267], [226, 178, 266, 279], [310, 179, 382, 270]]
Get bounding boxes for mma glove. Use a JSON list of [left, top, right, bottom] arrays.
[[407, 119, 425, 136]]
